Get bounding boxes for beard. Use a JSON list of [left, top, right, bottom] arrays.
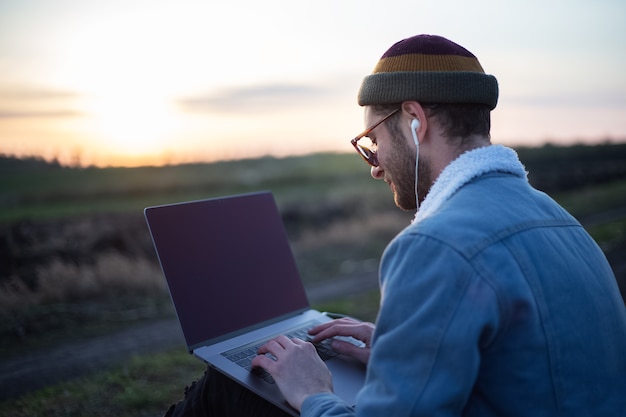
[[385, 129, 433, 211]]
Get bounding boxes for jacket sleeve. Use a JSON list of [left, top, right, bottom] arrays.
[[301, 393, 355, 416], [302, 231, 502, 417], [360, 232, 501, 416]]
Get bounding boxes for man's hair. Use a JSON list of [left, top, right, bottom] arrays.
[[373, 103, 491, 147], [428, 103, 491, 140]]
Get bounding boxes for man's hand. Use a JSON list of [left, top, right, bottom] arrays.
[[309, 317, 375, 365], [251, 335, 333, 411]]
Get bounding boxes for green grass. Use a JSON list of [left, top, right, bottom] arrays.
[[315, 290, 381, 323], [0, 153, 383, 223], [0, 296, 174, 357], [1, 147, 625, 415], [587, 217, 626, 253], [553, 178, 626, 219], [0, 348, 206, 417], [0, 293, 380, 417]]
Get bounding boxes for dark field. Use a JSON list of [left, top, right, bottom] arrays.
[[1, 143, 625, 414], [2, 144, 626, 347]]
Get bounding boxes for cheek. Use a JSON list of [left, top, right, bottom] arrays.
[[378, 139, 399, 165], [383, 137, 413, 171]]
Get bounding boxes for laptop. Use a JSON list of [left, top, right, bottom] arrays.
[[144, 191, 366, 415]]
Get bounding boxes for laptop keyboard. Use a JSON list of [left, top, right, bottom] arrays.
[[221, 320, 339, 384]]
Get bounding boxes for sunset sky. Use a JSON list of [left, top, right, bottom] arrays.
[[1, 0, 625, 167]]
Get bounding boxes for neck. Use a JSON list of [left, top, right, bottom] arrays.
[[455, 134, 491, 154], [426, 135, 491, 189]]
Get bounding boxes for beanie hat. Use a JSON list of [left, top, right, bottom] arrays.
[[358, 34, 498, 109]]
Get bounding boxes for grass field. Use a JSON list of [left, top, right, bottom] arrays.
[[1, 144, 625, 416], [0, 153, 391, 222], [1, 347, 206, 417], [0, 291, 381, 417]]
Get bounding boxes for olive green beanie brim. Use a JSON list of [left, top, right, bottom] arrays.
[[358, 71, 499, 109]]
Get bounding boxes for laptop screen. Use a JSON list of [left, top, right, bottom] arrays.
[[145, 192, 310, 349]]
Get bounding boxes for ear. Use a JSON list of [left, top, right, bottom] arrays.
[[401, 101, 428, 143]]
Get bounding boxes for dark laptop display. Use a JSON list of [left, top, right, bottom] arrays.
[[145, 192, 310, 350]]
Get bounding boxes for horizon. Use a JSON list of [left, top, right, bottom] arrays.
[[1, 0, 625, 168], [3, 139, 626, 170]]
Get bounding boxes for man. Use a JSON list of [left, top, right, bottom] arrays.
[[166, 34, 626, 416]]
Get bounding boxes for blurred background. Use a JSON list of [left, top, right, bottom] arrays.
[[1, 0, 625, 166], [1, 1, 625, 416]]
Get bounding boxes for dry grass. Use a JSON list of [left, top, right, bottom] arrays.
[[0, 254, 165, 314], [0, 207, 406, 354], [295, 211, 410, 250], [290, 210, 410, 281], [0, 211, 407, 315]]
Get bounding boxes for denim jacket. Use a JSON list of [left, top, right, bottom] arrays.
[[303, 145, 626, 417]]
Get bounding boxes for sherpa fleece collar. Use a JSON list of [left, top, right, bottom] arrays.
[[413, 144, 528, 224]]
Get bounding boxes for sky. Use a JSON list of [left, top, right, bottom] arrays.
[[0, 0, 625, 167]]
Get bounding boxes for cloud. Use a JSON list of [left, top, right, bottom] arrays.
[[179, 82, 330, 114], [506, 90, 626, 108], [0, 87, 82, 119], [0, 87, 79, 100], [0, 110, 81, 119]]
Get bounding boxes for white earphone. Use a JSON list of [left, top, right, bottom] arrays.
[[410, 119, 420, 210], [410, 119, 420, 146]]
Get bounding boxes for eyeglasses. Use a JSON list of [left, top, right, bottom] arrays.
[[350, 108, 399, 167]]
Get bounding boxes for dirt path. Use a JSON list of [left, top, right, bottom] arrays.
[[0, 273, 379, 401], [0, 318, 185, 400]]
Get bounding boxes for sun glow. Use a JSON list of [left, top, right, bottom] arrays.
[[1, 1, 624, 167], [47, 6, 199, 164], [84, 91, 180, 157]]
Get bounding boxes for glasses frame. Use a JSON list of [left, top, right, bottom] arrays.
[[350, 108, 400, 167]]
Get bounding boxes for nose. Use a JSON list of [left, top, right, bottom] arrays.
[[371, 165, 384, 180]]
